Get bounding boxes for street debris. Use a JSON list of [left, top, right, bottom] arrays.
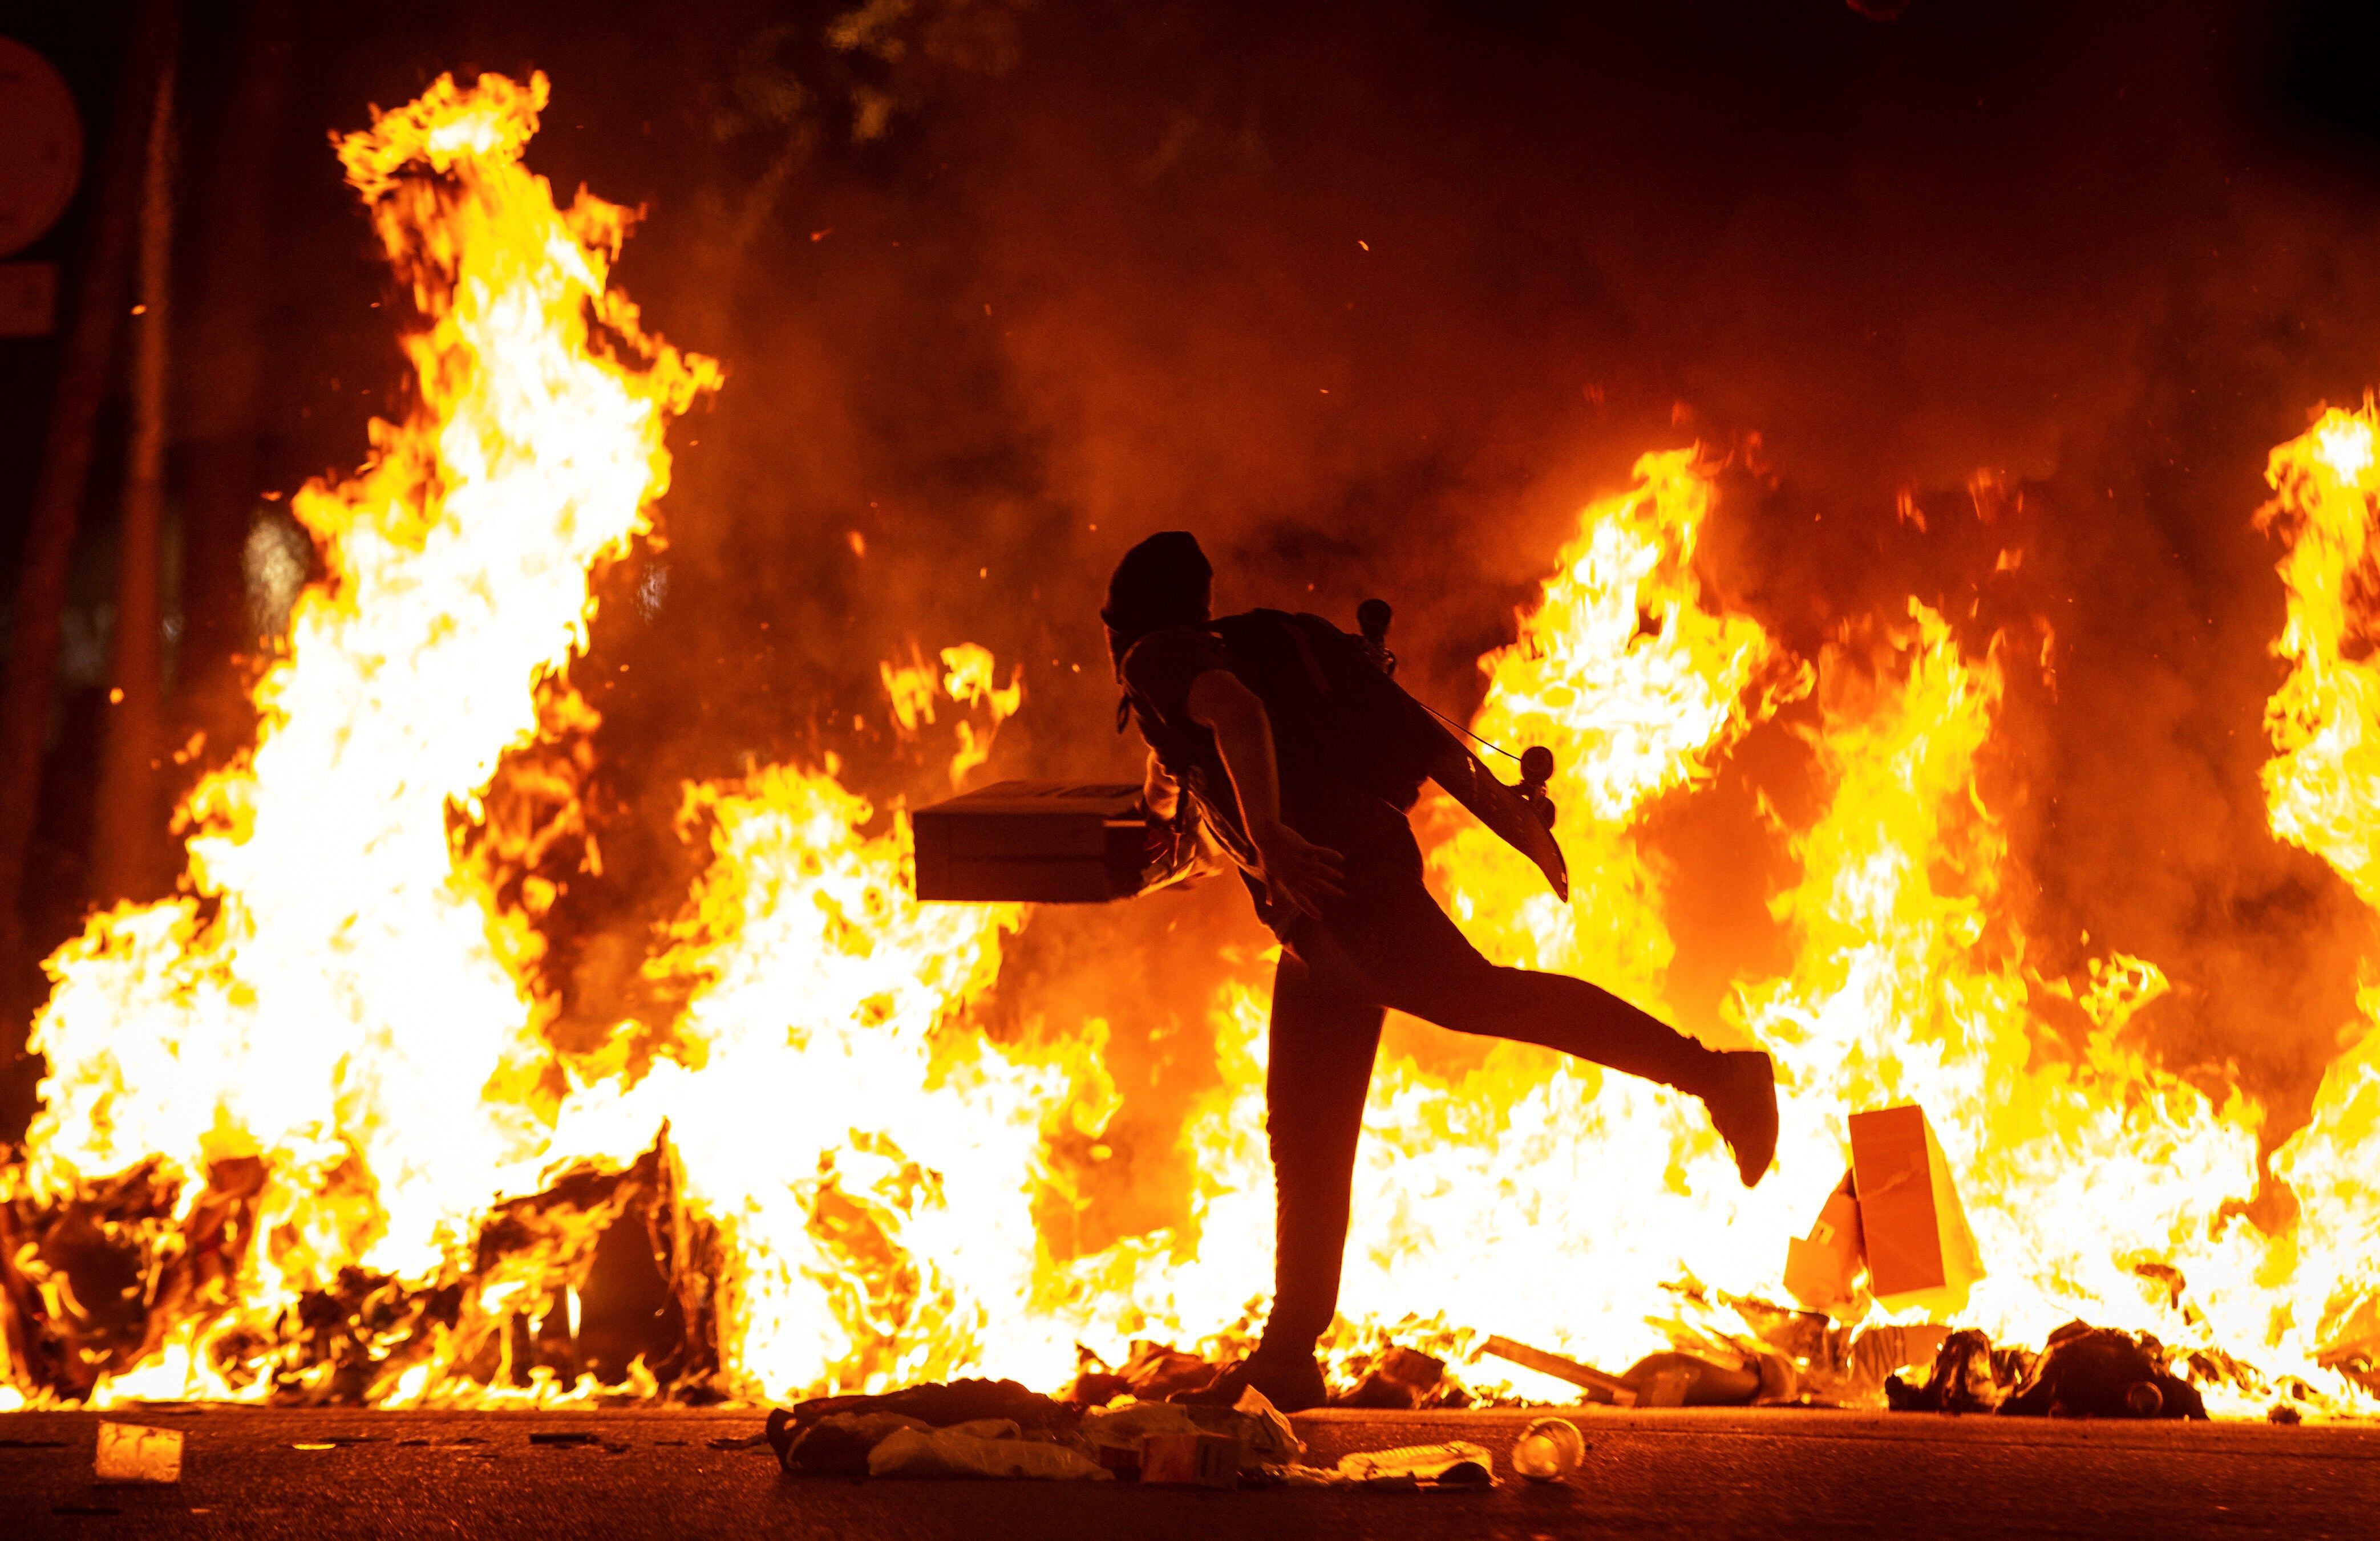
[[1617, 1350, 1763, 1408], [1335, 1440, 1494, 1486], [1337, 1346, 1450, 1409], [94, 1421, 182, 1483], [1887, 1323, 2208, 1418], [1482, 1334, 1636, 1405], [1783, 1170, 1864, 1315], [1136, 1429, 1240, 1487], [1510, 1417, 1585, 1481], [867, 1418, 1112, 1481], [763, 1370, 1508, 1490]]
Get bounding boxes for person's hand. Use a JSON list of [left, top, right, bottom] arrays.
[[1250, 820, 1345, 919]]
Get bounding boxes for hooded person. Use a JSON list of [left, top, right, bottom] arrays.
[[1102, 531, 1778, 1412]]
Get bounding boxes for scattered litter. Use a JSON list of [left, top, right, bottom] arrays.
[[1068, 1341, 1220, 1405], [705, 1431, 770, 1451], [1510, 1418, 1585, 1482], [1230, 1385, 1302, 1467], [1079, 1398, 1203, 1479], [867, 1418, 1111, 1481], [1888, 1322, 2206, 1419], [1784, 1170, 1866, 1315], [94, 1421, 183, 1483], [1999, 1323, 2207, 1420], [1887, 1328, 2027, 1413], [1138, 1429, 1240, 1487], [1620, 1351, 1762, 1408], [293, 1442, 338, 1451], [1340, 1346, 1450, 1409], [1334, 1440, 1494, 1487], [779, 1413, 934, 1476], [1481, 1334, 1635, 1405]]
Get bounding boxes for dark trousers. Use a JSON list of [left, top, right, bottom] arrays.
[[1256, 816, 1719, 1356]]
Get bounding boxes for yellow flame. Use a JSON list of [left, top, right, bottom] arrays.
[[7, 71, 2378, 1419], [7, 70, 715, 1397]]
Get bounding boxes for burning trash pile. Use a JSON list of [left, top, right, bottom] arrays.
[[2, 67, 2379, 1429]]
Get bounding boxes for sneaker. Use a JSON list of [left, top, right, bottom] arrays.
[[1703, 1049, 1778, 1187], [1173, 1350, 1329, 1413]]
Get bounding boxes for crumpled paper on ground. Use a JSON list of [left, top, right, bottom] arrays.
[[95, 1422, 183, 1483], [1076, 1384, 1302, 1478], [866, 1418, 1111, 1481]]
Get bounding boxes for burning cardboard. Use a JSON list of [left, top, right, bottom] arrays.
[[1772, 1106, 1985, 1330], [1783, 1169, 1865, 1315], [1848, 1104, 1984, 1315], [1482, 1333, 1637, 1406]]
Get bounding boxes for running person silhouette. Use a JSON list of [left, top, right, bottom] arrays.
[[1103, 531, 1778, 1412]]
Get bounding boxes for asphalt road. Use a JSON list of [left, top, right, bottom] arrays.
[[3, 1404, 2374, 1540]]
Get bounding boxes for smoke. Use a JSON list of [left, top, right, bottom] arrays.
[[222, 0, 2380, 1137]]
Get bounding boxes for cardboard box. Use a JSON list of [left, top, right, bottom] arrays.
[[1138, 1430, 1240, 1487], [1847, 1104, 1984, 1315], [912, 781, 1197, 903], [1783, 1169, 1866, 1315]]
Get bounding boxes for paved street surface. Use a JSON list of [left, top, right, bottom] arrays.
[[3, 1404, 2374, 1539]]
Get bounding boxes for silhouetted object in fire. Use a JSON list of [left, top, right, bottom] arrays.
[[1886, 1321, 2208, 1420], [1097, 530, 1780, 1412]]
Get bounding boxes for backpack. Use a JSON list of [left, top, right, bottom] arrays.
[[1119, 608, 1572, 900], [1196, 609, 1437, 810]]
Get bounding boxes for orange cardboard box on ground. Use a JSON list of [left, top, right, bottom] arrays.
[[1847, 1104, 1984, 1315]]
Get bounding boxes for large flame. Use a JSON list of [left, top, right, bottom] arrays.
[[3, 71, 718, 1403], [4, 72, 2378, 1417]]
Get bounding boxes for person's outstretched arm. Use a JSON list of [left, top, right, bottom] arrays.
[[1187, 669, 1345, 917]]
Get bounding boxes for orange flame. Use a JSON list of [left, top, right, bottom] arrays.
[[5, 72, 2378, 1419]]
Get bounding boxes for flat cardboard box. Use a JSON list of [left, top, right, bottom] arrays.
[[1847, 1104, 1984, 1315], [912, 781, 1195, 903]]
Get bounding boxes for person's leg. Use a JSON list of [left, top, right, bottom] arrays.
[[1258, 941, 1387, 1357], [1329, 881, 1721, 1089], [1318, 870, 1778, 1184]]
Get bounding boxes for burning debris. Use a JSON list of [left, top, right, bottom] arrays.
[[1887, 1323, 2209, 1421], [1, 60, 2378, 1430]]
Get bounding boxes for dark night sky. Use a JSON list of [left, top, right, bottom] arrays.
[[12, 1, 2380, 1134]]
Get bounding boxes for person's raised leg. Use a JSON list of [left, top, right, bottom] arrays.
[[1183, 939, 1383, 1412], [1334, 882, 1778, 1185]]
